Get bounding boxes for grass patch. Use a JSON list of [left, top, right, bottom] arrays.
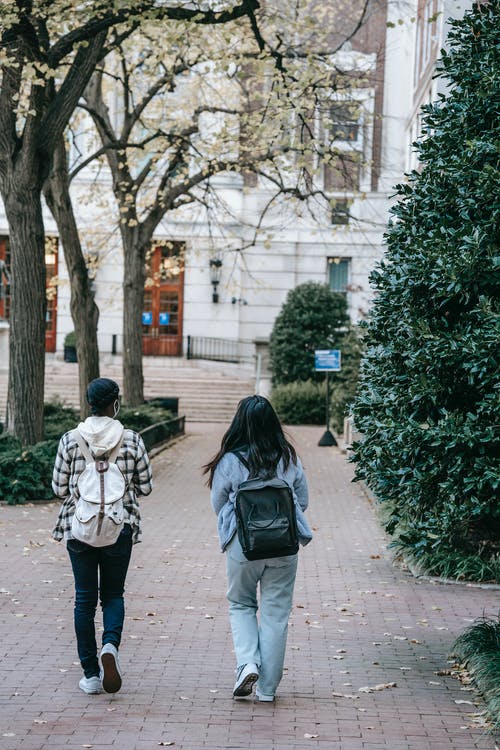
[[451, 617, 500, 730]]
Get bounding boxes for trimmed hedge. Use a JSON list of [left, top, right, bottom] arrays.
[[0, 400, 175, 505], [271, 381, 326, 426]]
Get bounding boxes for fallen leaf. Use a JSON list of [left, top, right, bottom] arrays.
[[359, 682, 397, 693]]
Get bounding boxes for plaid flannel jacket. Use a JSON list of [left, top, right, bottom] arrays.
[[52, 428, 153, 544]]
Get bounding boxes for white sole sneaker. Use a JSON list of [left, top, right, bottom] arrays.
[[100, 643, 122, 694], [79, 675, 101, 694], [233, 663, 259, 698]]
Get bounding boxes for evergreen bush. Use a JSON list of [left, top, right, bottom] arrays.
[[269, 282, 349, 385], [271, 380, 326, 425], [0, 400, 175, 504], [351, 2, 500, 581], [269, 282, 363, 431]]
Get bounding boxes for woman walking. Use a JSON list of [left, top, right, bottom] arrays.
[[52, 378, 153, 695], [204, 395, 312, 702]]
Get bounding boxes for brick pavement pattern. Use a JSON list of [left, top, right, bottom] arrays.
[[0, 423, 498, 750]]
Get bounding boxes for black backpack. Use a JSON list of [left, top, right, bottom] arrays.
[[232, 450, 299, 560]]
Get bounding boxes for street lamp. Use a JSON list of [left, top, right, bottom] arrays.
[[209, 257, 223, 303]]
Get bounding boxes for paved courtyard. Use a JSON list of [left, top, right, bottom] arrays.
[[0, 423, 498, 750]]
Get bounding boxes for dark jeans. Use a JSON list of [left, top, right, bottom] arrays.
[[67, 525, 133, 678]]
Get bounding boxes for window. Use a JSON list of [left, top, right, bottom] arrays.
[[328, 102, 361, 144], [328, 257, 350, 295], [331, 199, 351, 225]]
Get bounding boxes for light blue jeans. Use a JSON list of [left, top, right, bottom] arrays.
[[226, 534, 298, 697]]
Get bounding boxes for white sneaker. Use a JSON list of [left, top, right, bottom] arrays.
[[99, 643, 122, 694], [256, 692, 275, 702], [79, 675, 101, 694], [233, 663, 259, 698]]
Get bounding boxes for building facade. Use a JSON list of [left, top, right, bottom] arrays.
[[0, 0, 473, 375]]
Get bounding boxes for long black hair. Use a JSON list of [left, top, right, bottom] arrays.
[[203, 395, 297, 488]]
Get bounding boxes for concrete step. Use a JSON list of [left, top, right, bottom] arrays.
[[0, 359, 256, 423]]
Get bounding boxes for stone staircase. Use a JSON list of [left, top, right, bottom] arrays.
[[0, 356, 257, 423]]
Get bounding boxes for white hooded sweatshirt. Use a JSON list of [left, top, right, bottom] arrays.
[[76, 416, 124, 456]]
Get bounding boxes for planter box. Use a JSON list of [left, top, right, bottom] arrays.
[[64, 345, 77, 363]]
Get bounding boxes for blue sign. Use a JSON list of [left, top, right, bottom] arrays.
[[314, 349, 341, 372], [159, 312, 170, 326], [142, 311, 153, 325]]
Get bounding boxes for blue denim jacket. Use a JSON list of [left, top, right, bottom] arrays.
[[210, 451, 313, 552]]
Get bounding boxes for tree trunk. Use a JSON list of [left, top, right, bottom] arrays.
[[44, 139, 100, 417], [122, 229, 145, 406], [4, 191, 46, 446]]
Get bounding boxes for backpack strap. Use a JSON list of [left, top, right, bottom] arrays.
[[72, 430, 94, 463], [108, 431, 125, 463], [231, 449, 250, 471]]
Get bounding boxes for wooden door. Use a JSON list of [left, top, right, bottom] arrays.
[[0, 237, 10, 322], [0, 236, 58, 352], [142, 242, 184, 356], [44, 238, 58, 353]]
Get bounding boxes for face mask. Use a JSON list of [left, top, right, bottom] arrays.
[[113, 399, 120, 418]]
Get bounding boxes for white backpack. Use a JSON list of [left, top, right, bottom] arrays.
[[71, 430, 127, 547]]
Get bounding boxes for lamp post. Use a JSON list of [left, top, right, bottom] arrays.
[[209, 257, 223, 303]]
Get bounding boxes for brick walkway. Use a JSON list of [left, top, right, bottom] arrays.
[[0, 423, 498, 750]]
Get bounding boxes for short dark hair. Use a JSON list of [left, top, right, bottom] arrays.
[[86, 378, 120, 415]]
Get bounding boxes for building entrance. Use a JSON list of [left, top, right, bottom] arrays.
[[142, 242, 185, 356]]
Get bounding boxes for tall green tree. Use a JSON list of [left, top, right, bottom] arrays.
[[352, 1, 499, 580]]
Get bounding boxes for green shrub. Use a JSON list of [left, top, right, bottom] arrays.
[[271, 381, 326, 425], [0, 400, 174, 504], [43, 401, 79, 440], [451, 618, 500, 729], [119, 404, 173, 432], [269, 282, 349, 385], [0, 440, 59, 504], [64, 330, 76, 347], [351, 2, 500, 581]]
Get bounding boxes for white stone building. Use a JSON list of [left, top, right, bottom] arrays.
[[0, 0, 474, 380]]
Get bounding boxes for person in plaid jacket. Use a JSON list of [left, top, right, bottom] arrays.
[[52, 378, 153, 695]]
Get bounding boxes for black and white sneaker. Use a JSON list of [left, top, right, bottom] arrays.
[[99, 643, 122, 693], [233, 663, 259, 698]]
